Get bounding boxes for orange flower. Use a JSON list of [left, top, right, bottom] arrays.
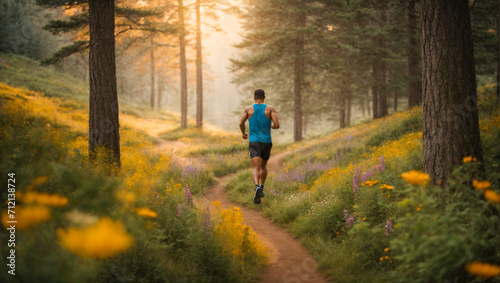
[[400, 171, 430, 185], [473, 180, 492, 191], [465, 261, 500, 278], [484, 190, 500, 204], [463, 156, 477, 163]]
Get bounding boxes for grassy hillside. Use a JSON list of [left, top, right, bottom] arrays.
[[0, 54, 267, 282], [226, 85, 500, 282]]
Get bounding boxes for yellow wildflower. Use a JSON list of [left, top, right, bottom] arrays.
[[362, 218, 366, 221], [380, 257, 384, 261], [465, 261, 500, 278], [135, 207, 157, 218], [473, 180, 492, 191], [2, 206, 51, 230], [57, 218, 133, 259], [488, 28, 497, 34], [380, 184, 393, 190], [463, 156, 477, 163], [18, 191, 68, 207], [400, 170, 430, 185], [362, 180, 379, 187], [384, 248, 389, 252], [484, 190, 500, 204]]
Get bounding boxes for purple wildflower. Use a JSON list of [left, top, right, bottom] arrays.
[[361, 171, 369, 183], [177, 203, 182, 217], [182, 165, 200, 179], [376, 155, 385, 172], [185, 186, 193, 204], [343, 209, 355, 228], [384, 219, 393, 236]]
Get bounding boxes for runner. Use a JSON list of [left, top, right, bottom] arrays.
[[239, 88, 280, 204]]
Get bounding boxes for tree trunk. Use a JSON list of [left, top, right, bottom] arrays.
[[178, 0, 188, 128], [339, 96, 346, 129], [372, 63, 379, 119], [196, 0, 203, 128], [88, 0, 120, 168], [378, 59, 388, 117], [408, 0, 422, 107], [150, 35, 155, 110], [378, 3, 388, 118], [346, 98, 351, 127], [157, 77, 163, 109], [366, 89, 371, 116], [293, 9, 305, 142], [421, 0, 484, 185], [497, 0, 500, 104]]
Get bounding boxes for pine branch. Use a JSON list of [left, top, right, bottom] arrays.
[[36, 0, 88, 8], [41, 40, 88, 65], [43, 13, 89, 35]]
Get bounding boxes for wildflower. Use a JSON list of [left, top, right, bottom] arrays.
[[177, 204, 182, 217], [380, 184, 393, 190], [362, 218, 366, 221], [116, 190, 135, 205], [185, 186, 193, 204], [384, 219, 393, 236], [2, 206, 51, 230], [463, 156, 477, 163], [376, 155, 385, 172], [380, 257, 384, 261], [135, 208, 157, 218], [57, 218, 133, 259], [465, 261, 500, 278], [488, 28, 497, 34], [484, 190, 500, 204], [473, 180, 492, 191], [18, 191, 68, 207], [400, 170, 430, 185], [343, 209, 355, 228], [362, 180, 379, 187], [416, 207, 421, 211], [384, 248, 389, 252]]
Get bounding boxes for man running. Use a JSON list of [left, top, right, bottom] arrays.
[[239, 88, 280, 204]]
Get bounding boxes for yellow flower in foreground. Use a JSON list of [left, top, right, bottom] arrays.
[[400, 171, 430, 185], [380, 184, 393, 190], [362, 180, 379, 187], [384, 248, 389, 252], [2, 206, 51, 230], [18, 191, 68, 207], [465, 261, 500, 278], [484, 190, 500, 204], [135, 207, 157, 218], [463, 156, 477, 163], [473, 180, 492, 191], [57, 218, 133, 259]]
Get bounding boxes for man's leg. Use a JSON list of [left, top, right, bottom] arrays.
[[251, 156, 262, 185], [260, 159, 268, 185]]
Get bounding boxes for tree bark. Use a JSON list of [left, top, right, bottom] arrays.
[[497, 0, 500, 104], [178, 0, 188, 128], [293, 9, 305, 141], [157, 77, 163, 110], [421, 0, 484, 185], [366, 89, 371, 116], [150, 35, 155, 110], [196, 0, 203, 128], [88, 0, 120, 168], [339, 96, 346, 129], [346, 97, 351, 127], [372, 63, 379, 119], [408, 0, 422, 107], [378, 3, 388, 118]]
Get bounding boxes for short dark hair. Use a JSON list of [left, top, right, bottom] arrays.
[[254, 88, 265, 99]]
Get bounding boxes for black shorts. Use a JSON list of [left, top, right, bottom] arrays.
[[249, 142, 273, 160]]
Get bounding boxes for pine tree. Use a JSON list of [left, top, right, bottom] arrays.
[[421, 0, 484, 185]]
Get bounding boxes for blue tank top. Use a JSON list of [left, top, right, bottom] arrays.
[[249, 103, 272, 143]]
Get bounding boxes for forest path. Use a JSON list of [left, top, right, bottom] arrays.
[[203, 151, 329, 283]]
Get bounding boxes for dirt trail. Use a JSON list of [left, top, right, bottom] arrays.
[[204, 151, 329, 283]]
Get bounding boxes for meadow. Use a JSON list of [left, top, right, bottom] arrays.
[[0, 53, 267, 283], [225, 85, 500, 282]]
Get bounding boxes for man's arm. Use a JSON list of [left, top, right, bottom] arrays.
[[239, 108, 249, 139], [270, 107, 280, 129]]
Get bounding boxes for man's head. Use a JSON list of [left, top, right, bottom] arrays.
[[254, 88, 265, 100]]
